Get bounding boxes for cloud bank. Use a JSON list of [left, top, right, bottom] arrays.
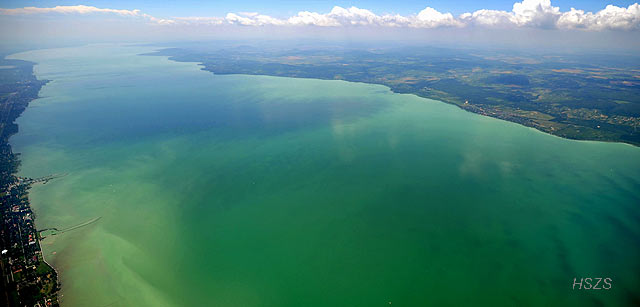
[[1, 1, 639, 31], [0, 5, 141, 16], [0, 4, 176, 25]]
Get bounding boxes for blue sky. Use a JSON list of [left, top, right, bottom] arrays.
[[1, 0, 637, 17]]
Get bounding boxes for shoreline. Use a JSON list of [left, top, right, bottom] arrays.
[[208, 71, 640, 148], [30, 181, 68, 306], [152, 49, 639, 148], [144, 47, 639, 148], [0, 55, 60, 306]]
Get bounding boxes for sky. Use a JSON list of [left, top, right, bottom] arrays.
[[0, 0, 637, 17], [1, 1, 639, 51]]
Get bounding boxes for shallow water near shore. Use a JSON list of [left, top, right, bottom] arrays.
[[9, 44, 640, 306]]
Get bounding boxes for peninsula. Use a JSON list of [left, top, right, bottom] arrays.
[[149, 44, 640, 146]]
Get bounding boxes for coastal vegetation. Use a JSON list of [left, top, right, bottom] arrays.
[[149, 44, 640, 146]]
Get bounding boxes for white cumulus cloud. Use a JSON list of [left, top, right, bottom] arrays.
[[412, 7, 462, 28], [460, 0, 640, 30], [187, 6, 463, 28], [557, 3, 640, 30], [1, 1, 639, 31], [460, 0, 561, 28], [225, 12, 285, 26]]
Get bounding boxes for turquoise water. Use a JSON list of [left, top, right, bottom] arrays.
[[9, 45, 640, 306]]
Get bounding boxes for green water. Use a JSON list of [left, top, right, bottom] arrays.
[[8, 45, 640, 306]]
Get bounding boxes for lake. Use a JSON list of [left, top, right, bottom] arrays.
[[9, 44, 640, 306]]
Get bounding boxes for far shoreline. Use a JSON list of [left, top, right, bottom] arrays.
[[140, 47, 640, 148], [143, 46, 640, 148]]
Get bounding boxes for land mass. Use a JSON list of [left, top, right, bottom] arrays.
[[0, 56, 60, 306], [148, 43, 640, 146]]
